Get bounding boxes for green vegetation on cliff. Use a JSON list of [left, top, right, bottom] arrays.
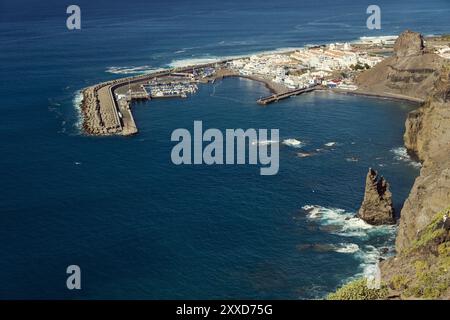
[[408, 207, 449, 251], [327, 278, 388, 300], [388, 207, 450, 299]]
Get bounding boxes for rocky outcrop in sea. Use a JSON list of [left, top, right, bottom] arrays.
[[357, 168, 395, 225]]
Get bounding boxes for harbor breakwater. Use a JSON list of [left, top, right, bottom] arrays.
[[79, 57, 320, 136]]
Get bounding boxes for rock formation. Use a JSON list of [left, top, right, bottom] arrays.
[[393, 30, 424, 57], [357, 168, 395, 225]]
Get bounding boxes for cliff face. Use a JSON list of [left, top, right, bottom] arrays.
[[358, 168, 395, 225], [404, 66, 450, 160], [357, 30, 450, 299], [397, 65, 450, 250]]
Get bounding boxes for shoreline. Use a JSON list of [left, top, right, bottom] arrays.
[[330, 88, 425, 105]]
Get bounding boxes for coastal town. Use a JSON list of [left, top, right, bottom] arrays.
[[80, 34, 450, 136], [227, 42, 382, 91]]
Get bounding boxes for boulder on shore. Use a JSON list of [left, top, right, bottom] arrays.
[[357, 168, 395, 225]]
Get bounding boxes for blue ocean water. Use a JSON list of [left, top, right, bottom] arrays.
[[0, 0, 448, 299]]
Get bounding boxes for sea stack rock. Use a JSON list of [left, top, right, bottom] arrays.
[[358, 168, 395, 225], [393, 30, 424, 57]]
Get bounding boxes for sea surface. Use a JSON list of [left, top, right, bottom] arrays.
[[0, 0, 448, 299]]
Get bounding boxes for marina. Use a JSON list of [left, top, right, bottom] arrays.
[[143, 81, 198, 99], [80, 63, 224, 135]]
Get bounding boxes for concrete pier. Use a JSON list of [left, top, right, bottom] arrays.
[[257, 85, 320, 105]]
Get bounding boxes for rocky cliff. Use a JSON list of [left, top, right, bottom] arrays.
[[396, 63, 450, 251], [357, 30, 450, 299], [358, 168, 395, 225]]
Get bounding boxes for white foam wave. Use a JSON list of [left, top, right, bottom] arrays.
[[169, 57, 228, 68], [334, 243, 360, 254], [391, 147, 422, 168], [282, 139, 303, 148], [167, 47, 302, 69], [324, 142, 337, 147], [302, 204, 396, 285], [297, 152, 314, 158], [73, 90, 83, 131], [105, 66, 164, 75], [302, 205, 394, 238], [355, 245, 391, 280]]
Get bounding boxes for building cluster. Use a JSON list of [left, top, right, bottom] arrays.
[[356, 36, 398, 46], [227, 43, 382, 90]]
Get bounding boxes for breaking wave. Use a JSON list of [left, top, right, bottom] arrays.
[[106, 65, 164, 75], [169, 57, 228, 69], [334, 243, 360, 254], [303, 205, 374, 237], [391, 147, 421, 168], [167, 47, 301, 69], [73, 90, 84, 132], [297, 242, 360, 254], [302, 204, 396, 279], [297, 152, 315, 158], [282, 138, 303, 148], [356, 245, 386, 280]]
